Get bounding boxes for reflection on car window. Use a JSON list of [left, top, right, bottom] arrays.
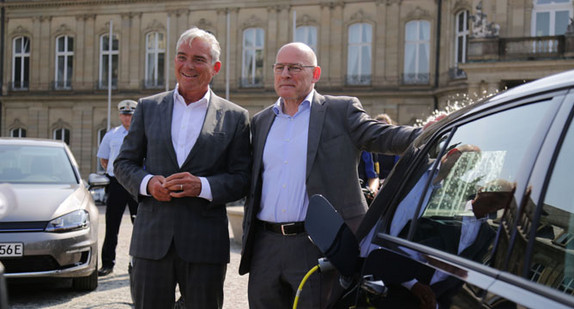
[[0, 145, 77, 184], [528, 117, 574, 295], [390, 101, 555, 271]]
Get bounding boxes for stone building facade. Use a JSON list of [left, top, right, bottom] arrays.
[[1, 0, 574, 176]]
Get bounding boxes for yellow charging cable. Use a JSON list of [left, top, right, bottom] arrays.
[[292, 264, 320, 309]]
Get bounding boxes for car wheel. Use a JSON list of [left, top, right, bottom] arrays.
[[72, 268, 98, 291]]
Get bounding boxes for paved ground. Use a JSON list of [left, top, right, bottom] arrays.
[[6, 205, 249, 309]]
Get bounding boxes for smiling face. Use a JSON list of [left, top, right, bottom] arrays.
[[273, 43, 321, 106], [174, 38, 221, 103]]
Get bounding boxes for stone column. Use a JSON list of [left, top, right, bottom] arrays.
[[385, 0, 400, 83], [327, 2, 345, 87], [374, 1, 387, 87], [319, 4, 332, 87], [78, 15, 95, 90]]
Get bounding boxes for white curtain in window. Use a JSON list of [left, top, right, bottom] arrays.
[[347, 23, 372, 84]]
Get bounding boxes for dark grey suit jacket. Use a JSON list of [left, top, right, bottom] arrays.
[[239, 92, 421, 275], [114, 90, 251, 264]]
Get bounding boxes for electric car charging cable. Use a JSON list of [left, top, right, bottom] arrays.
[[292, 258, 334, 309]]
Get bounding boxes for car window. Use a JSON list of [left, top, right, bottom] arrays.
[[0, 145, 78, 184], [389, 100, 556, 271], [527, 117, 574, 295]]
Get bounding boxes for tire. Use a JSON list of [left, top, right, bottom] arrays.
[[72, 261, 98, 291]]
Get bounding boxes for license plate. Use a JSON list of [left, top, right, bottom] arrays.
[[0, 243, 23, 257]]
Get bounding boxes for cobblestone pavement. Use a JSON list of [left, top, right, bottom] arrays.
[[6, 205, 249, 309]]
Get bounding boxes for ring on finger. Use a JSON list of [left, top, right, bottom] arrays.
[[180, 184, 183, 191]]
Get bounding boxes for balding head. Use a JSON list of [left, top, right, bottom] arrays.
[[276, 42, 318, 66]]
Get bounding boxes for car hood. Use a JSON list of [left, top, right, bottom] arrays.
[[1, 184, 87, 222]]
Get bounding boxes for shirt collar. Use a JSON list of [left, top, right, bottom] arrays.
[[173, 84, 211, 107], [272, 89, 314, 116]]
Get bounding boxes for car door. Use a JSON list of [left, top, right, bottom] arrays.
[[485, 90, 574, 308], [363, 90, 569, 308]]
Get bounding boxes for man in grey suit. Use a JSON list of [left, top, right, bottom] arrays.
[[239, 42, 422, 308], [114, 28, 250, 309]]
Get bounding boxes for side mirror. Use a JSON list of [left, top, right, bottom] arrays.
[[87, 173, 110, 189], [305, 194, 359, 277]]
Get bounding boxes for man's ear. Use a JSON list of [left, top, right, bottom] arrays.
[[213, 61, 222, 74], [312, 66, 321, 82]]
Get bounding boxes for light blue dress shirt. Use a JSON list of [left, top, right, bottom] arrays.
[[257, 91, 314, 223], [97, 125, 129, 177]]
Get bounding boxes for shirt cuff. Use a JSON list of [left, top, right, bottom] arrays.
[[140, 174, 153, 196], [198, 177, 213, 201]]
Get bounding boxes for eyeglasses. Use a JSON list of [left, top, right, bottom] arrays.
[[273, 63, 315, 74]]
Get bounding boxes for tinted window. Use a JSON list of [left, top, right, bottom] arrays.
[[390, 101, 556, 269], [528, 117, 574, 295]]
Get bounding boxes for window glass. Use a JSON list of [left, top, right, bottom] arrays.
[[528, 116, 574, 296], [0, 145, 77, 184], [455, 11, 469, 65], [533, 0, 573, 36], [404, 20, 430, 84], [53, 128, 70, 145], [99, 34, 119, 89], [390, 101, 557, 273], [12, 36, 30, 90], [295, 26, 317, 53], [145, 32, 165, 88], [10, 128, 26, 138], [347, 23, 372, 85], [55, 35, 73, 89], [242, 28, 264, 87]]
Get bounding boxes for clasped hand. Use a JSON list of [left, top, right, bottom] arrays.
[[147, 172, 202, 202]]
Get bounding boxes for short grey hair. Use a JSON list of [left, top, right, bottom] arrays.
[[176, 27, 221, 64]]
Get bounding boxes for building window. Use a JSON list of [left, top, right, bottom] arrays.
[[241, 28, 264, 88], [529, 263, 545, 282], [404, 20, 430, 85], [10, 128, 26, 138], [559, 277, 574, 295], [53, 128, 70, 145], [12, 36, 30, 90], [347, 23, 372, 85], [455, 11, 469, 66], [99, 34, 119, 89], [55, 35, 73, 90], [145, 32, 165, 89], [295, 26, 318, 53], [532, 0, 573, 36]]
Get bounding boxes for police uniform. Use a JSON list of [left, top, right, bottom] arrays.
[[97, 100, 139, 276]]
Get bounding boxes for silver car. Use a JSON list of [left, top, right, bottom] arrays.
[[0, 138, 107, 291]]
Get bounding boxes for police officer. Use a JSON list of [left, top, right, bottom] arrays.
[[97, 99, 139, 276]]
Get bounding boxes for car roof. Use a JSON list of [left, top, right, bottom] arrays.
[[490, 69, 574, 103], [0, 138, 67, 148]]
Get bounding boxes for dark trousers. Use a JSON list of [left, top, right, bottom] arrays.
[[101, 176, 138, 268], [248, 227, 340, 309], [132, 242, 226, 309]]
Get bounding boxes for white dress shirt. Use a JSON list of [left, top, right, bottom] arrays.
[[139, 85, 212, 200]]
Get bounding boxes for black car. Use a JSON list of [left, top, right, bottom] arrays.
[[305, 69, 574, 308]]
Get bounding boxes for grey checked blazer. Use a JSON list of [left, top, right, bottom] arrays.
[[114, 90, 251, 264], [239, 92, 421, 275]]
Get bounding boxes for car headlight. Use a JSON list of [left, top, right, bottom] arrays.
[[45, 210, 90, 233]]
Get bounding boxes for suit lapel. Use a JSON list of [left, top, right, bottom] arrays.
[[159, 92, 179, 167], [306, 92, 327, 180], [253, 107, 276, 176]]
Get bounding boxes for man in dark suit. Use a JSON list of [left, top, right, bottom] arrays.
[[239, 42, 421, 308], [114, 27, 250, 309]]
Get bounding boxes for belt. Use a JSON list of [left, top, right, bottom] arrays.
[[260, 220, 306, 236]]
